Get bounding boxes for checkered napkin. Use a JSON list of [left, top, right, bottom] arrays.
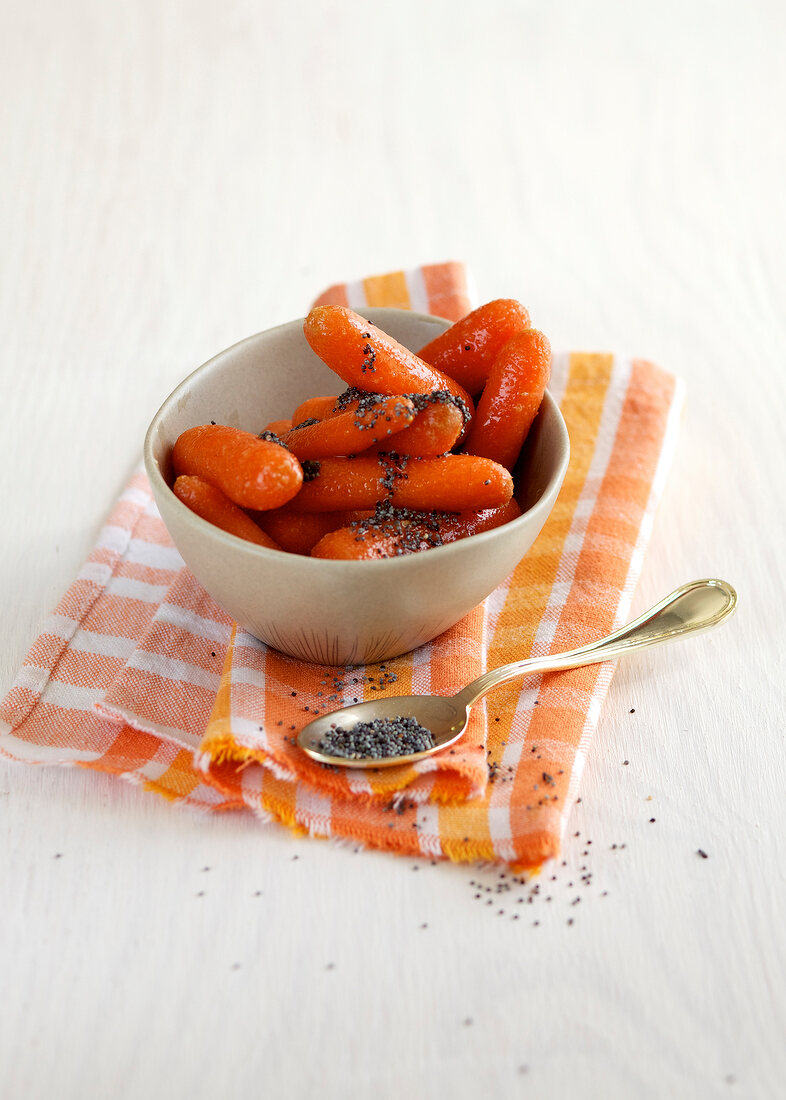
[[0, 263, 683, 870]]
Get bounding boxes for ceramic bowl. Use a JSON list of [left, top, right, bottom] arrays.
[[143, 308, 570, 665]]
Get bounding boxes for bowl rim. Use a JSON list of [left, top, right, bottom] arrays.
[[143, 309, 571, 570]]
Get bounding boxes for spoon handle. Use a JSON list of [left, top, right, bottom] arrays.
[[453, 578, 737, 710]]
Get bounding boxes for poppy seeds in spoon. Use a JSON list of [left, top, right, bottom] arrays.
[[317, 716, 435, 760]]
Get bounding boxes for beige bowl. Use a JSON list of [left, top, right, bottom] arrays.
[[143, 309, 570, 666]]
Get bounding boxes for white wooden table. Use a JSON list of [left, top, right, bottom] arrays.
[[2, 2, 784, 1097]]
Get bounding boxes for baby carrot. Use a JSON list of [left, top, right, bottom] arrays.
[[391, 455, 513, 511], [462, 329, 551, 471], [251, 506, 349, 555], [374, 394, 465, 456], [282, 395, 416, 460], [172, 424, 303, 510], [299, 389, 469, 456], [290, 395, 340, 427], [311, 499, 523, 560], [303, 305, 474, 412], [438, 498, 521, 538], [290, 453, 513, 512], [416, 299, 531, 395], [341, 509, 376, 523], [173, 476, 282, 550], [260, 419, 292, 437], [311, 516, 441, 559]]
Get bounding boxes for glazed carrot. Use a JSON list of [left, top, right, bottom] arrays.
[[417, 299, 531, 395], [392, 456, 513, 510], [311, 517, 441, 559], [341, 509, 376, 523], [374, 394, 465, 456], [260, 419, 292, 437], [303, 305, 474, 413], [173, 476, 282, 550], [462, 329, 551, 471], [282, 395, 416, 460], [172, 424, 303, 510], [290, 395, 340, 427], [311, 499, 523, 559], [438, 497, 521, 538], [251, 506, 348, 555], [289, 454, 513, 512], [296, 389, 467, 456]]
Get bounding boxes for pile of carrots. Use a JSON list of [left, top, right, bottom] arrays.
[[170, 300, 550, 560]]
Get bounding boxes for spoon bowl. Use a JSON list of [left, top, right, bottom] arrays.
[[297, 579, 738, 768], [297, 694, 471, 768]]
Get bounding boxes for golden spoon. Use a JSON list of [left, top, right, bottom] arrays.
[[297, 579, 737, 768]]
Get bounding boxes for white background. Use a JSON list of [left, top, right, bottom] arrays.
[[2, 1, 785, 1097]]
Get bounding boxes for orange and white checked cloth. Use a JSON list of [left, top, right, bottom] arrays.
[[0, 263, 683, 870]]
